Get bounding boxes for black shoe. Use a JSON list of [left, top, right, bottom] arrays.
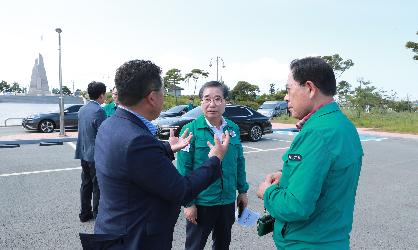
[[79, 212, 93, 222]]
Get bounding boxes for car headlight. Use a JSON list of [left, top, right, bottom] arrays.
[[27, 115, 40, 119]]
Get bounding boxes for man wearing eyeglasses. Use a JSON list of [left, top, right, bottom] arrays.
[[177, 81, 249, 250], [84, 61, 230, 250]]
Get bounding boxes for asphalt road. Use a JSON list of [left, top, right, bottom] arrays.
[[0, 127, 417, 249]]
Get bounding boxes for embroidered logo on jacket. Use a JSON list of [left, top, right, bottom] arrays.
[[288, 154, 302, 161]]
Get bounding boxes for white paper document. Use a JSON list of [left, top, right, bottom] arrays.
[[235, 207, 260, 227]]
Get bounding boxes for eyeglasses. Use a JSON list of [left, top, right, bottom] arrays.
[[201, 96, 224, 105]]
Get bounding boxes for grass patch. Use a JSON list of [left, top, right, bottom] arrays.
[[272, 110, 418, 135], [344, 110, 418, 134], [272, 115, 298, 124]]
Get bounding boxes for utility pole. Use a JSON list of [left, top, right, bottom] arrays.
[[55, 27, 65, 136], [209, 56, 226, 81]]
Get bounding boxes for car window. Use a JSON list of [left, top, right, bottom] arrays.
[[166, 105, 187, 113], [65, 105, 82, 113], [182, 107, 202, 118], [260, 103, 276, 109], [224, 106, 251, 117]]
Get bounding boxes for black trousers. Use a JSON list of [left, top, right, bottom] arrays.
[[80, 160, 100, 217], [185, 203, 235, 250]]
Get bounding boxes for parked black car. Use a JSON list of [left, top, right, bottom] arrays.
[[153, 105, 272, 141], [159, 105, 190, 118], [22, 104, 83, 133]]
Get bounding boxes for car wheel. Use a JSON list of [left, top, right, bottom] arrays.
[[38, 120, 55, 133], [248, 124, 263, 142]]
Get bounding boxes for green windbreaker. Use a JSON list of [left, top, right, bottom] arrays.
[[264, 102, 363, 250], [177, 115, 249, 206]]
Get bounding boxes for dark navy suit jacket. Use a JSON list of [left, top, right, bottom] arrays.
[[75, 101, 106, 162], [93, 108, 221, 250]]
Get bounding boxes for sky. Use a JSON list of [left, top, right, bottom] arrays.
[[1, 0, 417, 100]]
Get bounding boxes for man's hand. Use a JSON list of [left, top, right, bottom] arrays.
[[237, 193, 248, 217], [257, 180, 273, 200], [265, 171, 282, 185], [207, 130, 230, 160], [184, 205, 198, 225], [169, 128, 193, 153]]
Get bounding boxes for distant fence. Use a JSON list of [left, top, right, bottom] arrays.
[[3, 118, 23, 127], [0, 95, 84, 104]]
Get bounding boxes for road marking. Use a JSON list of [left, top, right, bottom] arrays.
[[0, 167, 81, 177], [263, 138, 293, 143], [244, 147, 289, 154], [242, 145, 263, 151], [272, 130, 388, 142], [68, 142, 76, 150]]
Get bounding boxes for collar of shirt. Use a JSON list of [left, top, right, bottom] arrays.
[[296, 100, 334, 130], [205, 117, 227, 142], [90, 100, 101, 106], [118, 105, 157, 136]]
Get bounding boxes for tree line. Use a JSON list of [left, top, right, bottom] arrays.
[[0, 80, 77, 96]]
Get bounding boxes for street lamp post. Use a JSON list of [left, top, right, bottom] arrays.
[[55, 28, 65, 136], [209, 56, 225, 81]]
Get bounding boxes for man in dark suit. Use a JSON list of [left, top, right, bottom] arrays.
[[91, 60, 229, 250], [75, 81, 107, 223]]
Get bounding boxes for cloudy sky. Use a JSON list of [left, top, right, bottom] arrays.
[[1, 0, 417, 100]]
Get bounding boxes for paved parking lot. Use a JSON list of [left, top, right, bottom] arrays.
[[0, 127, 417, 249]]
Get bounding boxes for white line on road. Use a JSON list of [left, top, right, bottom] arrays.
[[244, 147, 289, 154], [242, 145, 263, 151], [0, 167, 81, 177], [68, 142, 76, 150], [263, 138, 293, 143]]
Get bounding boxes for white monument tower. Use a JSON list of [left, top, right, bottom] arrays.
[[28, 35, 50, 95]]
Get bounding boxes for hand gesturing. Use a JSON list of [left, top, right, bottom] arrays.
[[207, 130, 230, 161], [169, 128, 193, 153]]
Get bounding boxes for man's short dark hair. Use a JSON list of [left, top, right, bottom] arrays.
[[198, 81, 229, 99], [114, 60, 163, 106], [290, 57, 336, 96], [87, 81, 106, 100]]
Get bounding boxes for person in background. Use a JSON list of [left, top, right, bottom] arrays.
[[177, 81, 249, 250], [187, 97, 194, 111], [257, 57, 363, 250], [103, 86, 118, 117], [75, 81, 107, 222], [92, 60, 230, 250]]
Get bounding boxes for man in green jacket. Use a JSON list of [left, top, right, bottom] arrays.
[[257, 57, 363, 250], [177, 81, 249, 250], [103, 86, 118, 117]]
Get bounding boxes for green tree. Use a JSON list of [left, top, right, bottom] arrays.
[[321, 54, 354, 79], [349, 79, 382, 117], [52, 88, 60, 94], [336, 80, 352, 107], [274, 89, 287, 101], [0, 80, 10, 92], [163, 68, 184, 104], [230, 81, 260, 102], [9, 82, 23, 93], [184, 69, 209, 95], [405, 31, 418, 60], [62, 86, 72, 95], [163, 68, 184, 91]]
